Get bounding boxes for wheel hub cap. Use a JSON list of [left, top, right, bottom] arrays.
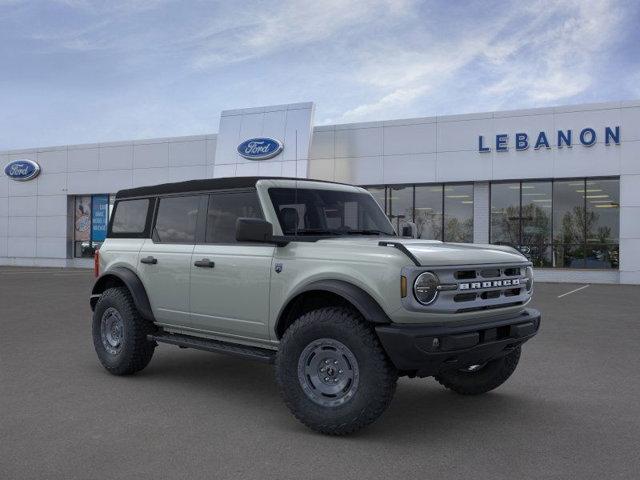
[[101, 307, 124, 355], [297, 338, 359, 407]]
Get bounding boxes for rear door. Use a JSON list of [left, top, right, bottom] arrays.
[[137, 194, 202, 326], [189, 190, 274, 340]]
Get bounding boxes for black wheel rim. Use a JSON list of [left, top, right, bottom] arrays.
[[101, 307, 124, 355], [297, 338, 359, 407]]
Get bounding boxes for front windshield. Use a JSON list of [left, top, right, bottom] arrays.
[[268, 187, 396, 237]]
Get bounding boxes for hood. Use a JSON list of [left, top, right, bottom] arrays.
[[317, 237, 528, 266]]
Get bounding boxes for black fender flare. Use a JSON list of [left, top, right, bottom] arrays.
[[90, 266, 155, 321], [276, 279, 391, 337]]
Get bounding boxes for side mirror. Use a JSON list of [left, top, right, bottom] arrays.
[[236, 218, 274, 243], [401, 222, 417, 238]]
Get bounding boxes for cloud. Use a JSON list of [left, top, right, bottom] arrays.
[[338, 85, 429, 122], [190, 0, 413, 70], [0, 0, 635, 149], [482, 0, 622, 104], [337, 36, 494, 121], [334, 0, 627, 122], [51, 0, 173, 13]]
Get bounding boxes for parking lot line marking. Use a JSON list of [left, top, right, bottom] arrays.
[[557, 284, 590, 298]]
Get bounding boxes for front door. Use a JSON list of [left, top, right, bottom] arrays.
[[189, 190, 274, 340], [137, 194, 202, 326]]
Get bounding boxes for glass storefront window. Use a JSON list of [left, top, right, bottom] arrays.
[[74, 194, 115, 258], [585, 178, 619, 269], [490, 182, 520, 247], [585, 179, 619, 242], [489, 178, 619, 269], [444, 184, 473, 243], [367, 178, 618, 269], [364, 183, 474, 242], [388, 186, 413, 234], [366, 187, 386, 213], [521, 181, 552, 267], [414, 185, 442, 240], [553, 180, 587, 268]]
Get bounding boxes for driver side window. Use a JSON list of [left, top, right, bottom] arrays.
[[205, 191, 263, 243]]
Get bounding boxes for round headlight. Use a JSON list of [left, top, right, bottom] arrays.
[[525, 266, 534, 292], [414, 272, 439, 305]]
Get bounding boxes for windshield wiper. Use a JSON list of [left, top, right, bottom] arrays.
[[287, 229, 393, 237], [291, 230, 345, 236], [343, 229, 392, 236]]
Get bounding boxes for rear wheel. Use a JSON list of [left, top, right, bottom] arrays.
[[275, 307, 397, 435], [435, 347, 521, 395], [92, 287, 156, 375]]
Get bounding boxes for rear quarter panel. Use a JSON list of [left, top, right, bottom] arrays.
[[98, 238, 146, 275]]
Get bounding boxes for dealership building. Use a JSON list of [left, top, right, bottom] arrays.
[[1, 100, 639, 284]]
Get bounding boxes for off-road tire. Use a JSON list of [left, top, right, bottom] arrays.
[[435, 347, 521, 395], [275, 307, 398, 435], [92, 287, 156, 375]]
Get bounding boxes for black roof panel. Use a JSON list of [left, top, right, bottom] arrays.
[[115, 176, 349, 199]]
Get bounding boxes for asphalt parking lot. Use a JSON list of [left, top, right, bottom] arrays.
[[1, 268, 639, 480]]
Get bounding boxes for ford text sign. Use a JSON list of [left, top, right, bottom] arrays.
[[4, 159, 41, 181], [237, 138, 283, 160]]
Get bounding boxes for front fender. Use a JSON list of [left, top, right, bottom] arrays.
[[292, 279, 391, 324], [274, 279, 392, 338]]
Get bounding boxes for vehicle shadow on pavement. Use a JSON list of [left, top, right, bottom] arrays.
[[369, 381, 544, 439], [118, 346, 554, 439]]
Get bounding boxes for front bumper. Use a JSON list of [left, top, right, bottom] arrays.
[[375, 308, 541, 377]]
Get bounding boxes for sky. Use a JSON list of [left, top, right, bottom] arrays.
[[1, 0, 639, 150]]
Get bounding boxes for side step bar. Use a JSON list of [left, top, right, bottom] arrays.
[[148, 333, 276, 364]]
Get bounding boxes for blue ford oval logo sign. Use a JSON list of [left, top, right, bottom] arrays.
[[237, 137, 283, 160], [4, 159, 41, 181]]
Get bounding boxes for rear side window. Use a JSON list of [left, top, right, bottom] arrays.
[[154, 196, 200, 243], [111, 199, 150, 234], [206, 191, 262, 243]]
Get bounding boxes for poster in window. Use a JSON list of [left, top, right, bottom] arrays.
[[75, 196, 91, 242], [91, 194, 109, 242]]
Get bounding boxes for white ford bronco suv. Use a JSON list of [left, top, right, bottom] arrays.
[[91, 177, 540, 435]]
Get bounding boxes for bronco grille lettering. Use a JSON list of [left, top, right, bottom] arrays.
[[459, 278, 520, 290]]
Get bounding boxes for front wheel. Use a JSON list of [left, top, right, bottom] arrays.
[[275, 307, 398, 435], [435, 347, 521, 395], [92, 287, 156, 375]]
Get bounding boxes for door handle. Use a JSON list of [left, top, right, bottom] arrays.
[[140, 256, 158, 265], [194, 258, 215, 268]]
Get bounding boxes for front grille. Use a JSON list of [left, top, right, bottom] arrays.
[[504, 288, 522, 297], [454, 293, 477, 302], [479, 268, 501, 278], [455, 270, 476, 280], [480, 290, 501, 300], [403, 262, 531, 314], [457, 266, 521, 280], [454, 287, 523, 303]]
